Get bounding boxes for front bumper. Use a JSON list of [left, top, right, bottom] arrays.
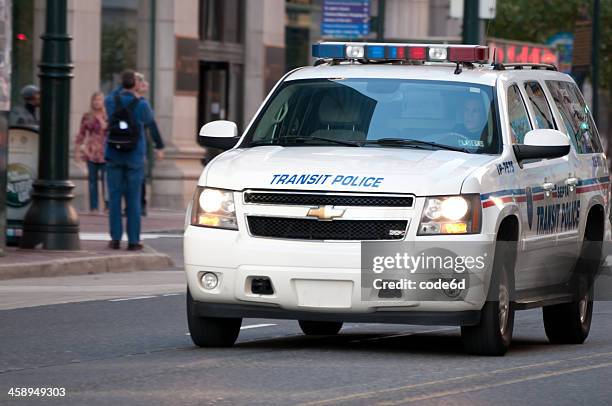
[[184, 224, 496, 323], [192, 301, 482, 326]]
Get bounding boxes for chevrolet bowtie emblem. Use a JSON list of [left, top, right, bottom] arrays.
[[307, 205, 345, 220]]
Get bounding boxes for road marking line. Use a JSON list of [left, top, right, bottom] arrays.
[[79, 232, 183, 241], [241, 323, 277, 330], [348, 327, 456, 343], [299, 350, 612, 406], [109, 295, 158, 302], [380, 361, 612, 405]]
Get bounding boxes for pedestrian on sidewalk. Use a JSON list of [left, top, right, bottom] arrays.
[[74, 91, 108, 214], [105, 70, 156, 251], [135, 72, 165, 217], [10, 84, 40, 126]]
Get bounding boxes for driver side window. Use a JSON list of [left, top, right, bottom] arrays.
[[507, 84, 532, 144]]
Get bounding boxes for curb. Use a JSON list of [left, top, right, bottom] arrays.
[[143, 229, 184, 235], [0, 251, 174, 280]]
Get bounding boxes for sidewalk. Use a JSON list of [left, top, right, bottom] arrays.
[[0, 210, 185, 280]]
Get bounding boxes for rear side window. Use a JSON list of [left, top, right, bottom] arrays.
[[507, 84, 532, 144], [546, 80, 602, 153], [524, 81, 555, 129]]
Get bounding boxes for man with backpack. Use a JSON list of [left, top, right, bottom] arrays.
[[104, 70, 155, 250]]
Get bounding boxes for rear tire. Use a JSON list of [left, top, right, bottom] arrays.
[[543, 230, 600, 344], [461, 241, 515, 356], [298, 320, 343, 335], [543, 295, 592, 344], [187, 289, 242, 347]]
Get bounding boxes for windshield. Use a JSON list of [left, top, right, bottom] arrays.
[[241, 78, 500, 154]]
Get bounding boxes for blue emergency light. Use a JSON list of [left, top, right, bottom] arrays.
[[311, 44, 345, 59], [311, 42, 490, 64], [365, 45, 385, 59]]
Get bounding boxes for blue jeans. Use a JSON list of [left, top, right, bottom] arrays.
[[106, 160, 144, 244], [86, 161, 106, 211]]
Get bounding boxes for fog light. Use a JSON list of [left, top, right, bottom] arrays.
[[201, 272, 218, 290], [441, 222, 468, 234]]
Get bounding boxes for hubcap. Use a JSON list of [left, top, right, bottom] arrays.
[[499, 284, 510, 336], [579, 293, 588, 324]]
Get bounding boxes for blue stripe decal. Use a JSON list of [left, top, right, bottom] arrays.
[[481, 176, 609, 203], [480, 189, 525, 201], [577, 176, 610, 187]]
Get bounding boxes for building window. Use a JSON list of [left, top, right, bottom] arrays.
[[199, 0, 243, 43], [286, 0, 315, 71], [100, 0, 139, 92]]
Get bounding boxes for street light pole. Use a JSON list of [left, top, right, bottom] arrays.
[[462, 0, 480, 44], [20, 0, 79, 250], [591, 0, 600, 125], [376, 0, 385, 41]]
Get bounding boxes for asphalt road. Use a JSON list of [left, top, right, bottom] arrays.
[[2, 236, 612, 405]]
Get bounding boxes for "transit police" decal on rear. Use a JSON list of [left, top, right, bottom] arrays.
[[271, 174, 384, 188]]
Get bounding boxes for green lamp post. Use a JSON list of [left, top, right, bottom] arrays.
[[462, 0, 480, 45], [20, 0, 79, 250]]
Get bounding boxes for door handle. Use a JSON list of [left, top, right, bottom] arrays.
[[542, 182, 555, 197], [565, 177, 579, 192]]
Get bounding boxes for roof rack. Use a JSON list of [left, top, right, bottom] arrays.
[[492, 63, 558, 71]]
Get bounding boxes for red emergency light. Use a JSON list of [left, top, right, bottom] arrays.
[[448, 46, 489, 63], [408, 46, 427, 60]]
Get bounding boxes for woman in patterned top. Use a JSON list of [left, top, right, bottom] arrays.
[[75, 91, 108, 213]]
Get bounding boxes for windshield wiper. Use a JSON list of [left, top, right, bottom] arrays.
[[243, 141, 278, 147], [363, 138, 471, 153], [289, 136, 361, 147], [244, 136, 361, 148], [245, 137, 470, 151]]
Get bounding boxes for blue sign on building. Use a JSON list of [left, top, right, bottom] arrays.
[[321, 0, 370, 39], [547, 32, 574, 74]]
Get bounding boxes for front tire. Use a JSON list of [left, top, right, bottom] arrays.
[[187, 289, 242, 347], [298, 320, 343, 335], [461, 241, 515, 356]]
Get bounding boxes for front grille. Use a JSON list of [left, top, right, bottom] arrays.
[[247, 216, 408, 241], [244, 192, 413, 207]]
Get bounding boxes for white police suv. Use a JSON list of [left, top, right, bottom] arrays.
[[184, 42, 609, 355]]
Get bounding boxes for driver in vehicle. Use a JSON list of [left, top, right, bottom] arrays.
[[453, 94, 487, 149]]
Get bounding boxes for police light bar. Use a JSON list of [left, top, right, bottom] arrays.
[[312, 42, 489, 64]]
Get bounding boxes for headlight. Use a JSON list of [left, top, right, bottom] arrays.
[[418, 195, 481, 235], [190, 187, 238, 230]]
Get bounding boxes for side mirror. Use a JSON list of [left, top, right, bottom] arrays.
[[512, 129, 570, 163], [198, 120, 240, 150]]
